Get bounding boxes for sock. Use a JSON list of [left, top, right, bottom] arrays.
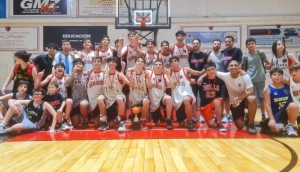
[[102, 116, 107, 121], [0, 121, 7, 127]]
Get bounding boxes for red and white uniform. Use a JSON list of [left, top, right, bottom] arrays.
[[149, 71, 167, 112], [272, 52, 292, 78], [81, 50, 95, 71], [172, 44, 190, 68], [99, 47, 114, 70], [87, 70, 104, 111], [170, 68, 195, 110], [103, 71, 125, 108], [160, 52, 172, 69], [129, 70, 148, 106], [290, 77, 300, 112], [122, 45, 138, 69], [144, 52, 157, 70], [49, 75, 67, 99]]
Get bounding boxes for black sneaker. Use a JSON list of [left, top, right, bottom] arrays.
[[261, 114, 266, 121], [166, 119, 173, 130], [247, 123, 257, 134], [98, 121, 109, 131], [187, 120, 196, 132], [217, 123, 226, 132], [192, 115, 198, 124]]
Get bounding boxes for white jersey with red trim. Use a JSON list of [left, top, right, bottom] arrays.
[[173, 44, 190, 68], [144, 52, 157, 70], [81, 50, 95, 71], [290, 77, 300, 112], [123, 45, 138, 69], [49, 75, 67, 99], [99, 47, 114, 70], [272, 52, 292, 78], [160, 52, 172, 69], [170, 68, 195, 110], [129, 70, 148, 106], [87, 70, 104, 111], [103, 71, 125, 108], [149, 71, 167, 112]]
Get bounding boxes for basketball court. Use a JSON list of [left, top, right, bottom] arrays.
[[0, 0, 299, 171]]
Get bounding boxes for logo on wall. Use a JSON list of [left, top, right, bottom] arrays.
[[5, 26, 11, 32], [12, 0, 68, 16]]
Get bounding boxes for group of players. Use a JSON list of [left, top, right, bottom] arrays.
[[0, 30, 299, 136]]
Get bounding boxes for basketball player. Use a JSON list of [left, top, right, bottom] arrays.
[[78, 39, 95, 71], [264, 68, 298, 136], [133, 35, 158, 70], [100, 56, 133, 131], [171, 30, 193, 68], [0, 88, 57, 134], [149, 60, 175, 130], [289, 64, 300, 113], [199, 60, 257, 134], [117, 32, 139, 69], [65, 58, 90, 129], [87, 57, 105, 129], [158, 40, 173, 70], [95, 35, 116, 70], [199, 62, 227, 132], [169, 56, 202, 131], [126, 57, 152, 130]]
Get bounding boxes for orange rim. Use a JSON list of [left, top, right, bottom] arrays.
[[135, 16, 151, 23]]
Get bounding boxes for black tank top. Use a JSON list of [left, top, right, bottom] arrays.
[[27, 101, 45, 124], [13, 66, 34, 94]]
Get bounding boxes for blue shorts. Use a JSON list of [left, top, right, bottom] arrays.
[[15, 108, 37, 131]]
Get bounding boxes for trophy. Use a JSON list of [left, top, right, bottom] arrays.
[[131, 105, 141, 130]]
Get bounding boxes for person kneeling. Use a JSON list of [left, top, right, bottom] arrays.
[[264, 68, 298, 136]]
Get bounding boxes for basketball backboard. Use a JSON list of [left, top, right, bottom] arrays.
[[115, 0, 171, 29]]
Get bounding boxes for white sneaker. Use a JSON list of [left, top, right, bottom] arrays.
[[286, 125, 298, 137], [199, 115, 205, 123], [227, 115, 233, 122], [221, 115, 228, 123], [118, 121, 126, 132], [60, 122, 70, 131]]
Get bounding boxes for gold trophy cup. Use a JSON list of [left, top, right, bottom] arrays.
[[131, 106, 141, 130]]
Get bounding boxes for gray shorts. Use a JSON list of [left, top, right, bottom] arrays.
[[15, 108, 37, 130], [253, 81, 265, 99]]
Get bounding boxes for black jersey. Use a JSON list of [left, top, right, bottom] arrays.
[[27, 101, 47, 129], [43, 93, 64, 111], [199, 77, 226, 106], [188, 51, 208, 79]]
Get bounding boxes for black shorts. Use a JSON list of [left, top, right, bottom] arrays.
[[165, 88, 171, 96], [230, 99, 247, 121], [176, 103, 187, 122], [151, 96, 166, 122], [91, 105, 100, 118], [106, 101, 118, 122], [122, 85, 130, 95], [70, 104, 81, 117]]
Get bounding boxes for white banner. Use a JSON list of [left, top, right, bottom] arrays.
[[77, 0, 127, 17], [0, 26, 39, 51]]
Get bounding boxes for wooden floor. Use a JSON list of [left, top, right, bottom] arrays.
[[0, 138, 299, 172]]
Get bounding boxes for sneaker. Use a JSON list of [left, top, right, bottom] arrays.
[[118, 121, 126, 132], [286, 125, 298, 137], [0, 126, 7, 134], [166, 119, 173, 130], [227, 115, 233, 122], [116, 116, 121, 125], [81, 123, 88, 129], [141, 120, 148, 130], [98, 121, 109, 131], [261, 113, 266, 121], [154, 120, 160, 126], [221, 115, 228, 123], [217, 123, 226, 132], [247, 123, 257, 134], [99, 114, 102, 121], [199, 115, 205, 123], [55, 123, 62, 131], [192, 116, 198, 124], [60, 122, 70, 131], [172, 117, 177, 122], [187, 120, 196, 132]]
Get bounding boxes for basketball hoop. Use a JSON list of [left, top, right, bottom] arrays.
[[136, 16, 151, 28]]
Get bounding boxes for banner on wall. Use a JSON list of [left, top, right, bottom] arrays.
[[181, 26, 241, 48], [0, 0, 6, 18], [0, 26, 39, 51], [248, 25, 300, 47], [43, 26, 107, 51], [9, 0, 72, 17], [77, 0, 127, 17]]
